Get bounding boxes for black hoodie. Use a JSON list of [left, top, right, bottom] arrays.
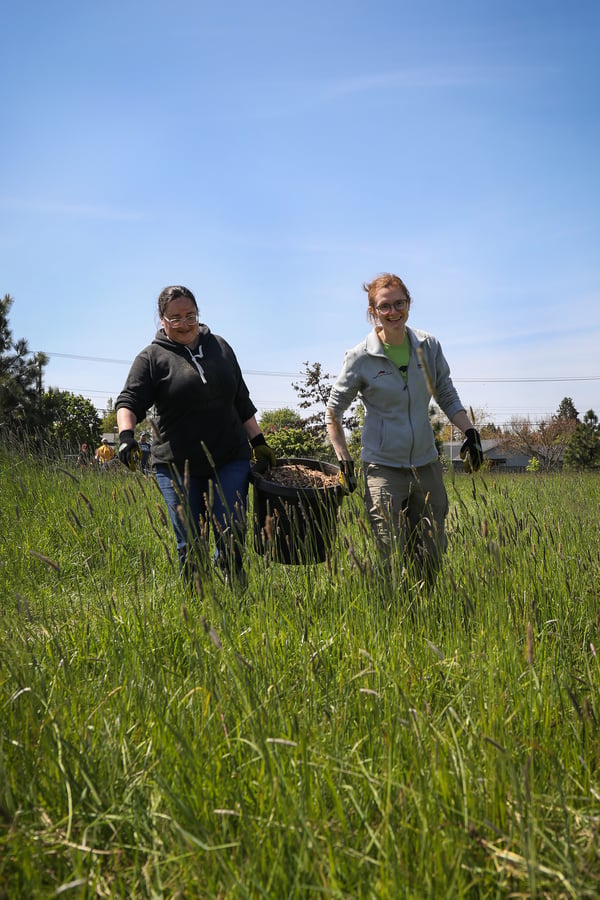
[[116, 325, 256, 476]]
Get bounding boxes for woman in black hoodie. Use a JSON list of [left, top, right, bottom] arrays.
[[116, 285, 275, 586]]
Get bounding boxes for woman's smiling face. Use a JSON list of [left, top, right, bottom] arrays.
[[373, 285, 410, 344], [160, 295, 200, 346]]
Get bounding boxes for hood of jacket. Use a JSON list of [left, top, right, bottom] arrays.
[[151, 323, 211, 353]]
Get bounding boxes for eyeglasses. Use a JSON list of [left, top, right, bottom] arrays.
[[375, 299, 409, 315], [162, 313, 199, 327]]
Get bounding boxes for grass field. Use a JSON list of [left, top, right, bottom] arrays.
[[1, 448, 599, 898]]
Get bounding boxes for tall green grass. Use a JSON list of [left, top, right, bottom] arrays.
[[1, 447, 599, 897]]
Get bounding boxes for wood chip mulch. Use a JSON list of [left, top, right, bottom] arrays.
[[261, 463, 340, 489]]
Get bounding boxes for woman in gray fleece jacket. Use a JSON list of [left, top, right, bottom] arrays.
[[327, 273, 483, 586]]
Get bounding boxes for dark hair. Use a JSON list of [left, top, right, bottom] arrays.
[[157, 286, 198, 317]]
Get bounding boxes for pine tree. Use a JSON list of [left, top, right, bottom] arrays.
[[556, 396, 579, 421], [564, 410, 600, 470], [0, 294, 48, 434]]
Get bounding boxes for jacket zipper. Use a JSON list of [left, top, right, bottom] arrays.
[[406, 367, 415, 466]]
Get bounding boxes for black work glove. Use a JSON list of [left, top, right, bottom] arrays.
[[118, 429, 140, 471], [250, 433, 276, 469], [460, 428, 484, 472], [339, 459, 358, 493]]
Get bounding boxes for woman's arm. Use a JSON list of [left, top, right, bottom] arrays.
[[242, 415, 262, 441], [326, 408, 351, 460], [451, 410, 475, 435], [117, 408, 138, 434]]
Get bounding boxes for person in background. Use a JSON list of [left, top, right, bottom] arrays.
[[95, 438, 116, 467], [77, 442, 93, 467], [115, 285, 275, 588], [326, 272, 483, 588]]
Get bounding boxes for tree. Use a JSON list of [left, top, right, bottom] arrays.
[[101, 397, 118, 434], [556, 397, 579, 422], [501, 415, 577, 471], [564, 409, 600, 470], [292, 362, 333, 427], [501, 417, 538, 460], [292, 362, 359, 433], [41, 389, 102, 453], [260, 407, 304, 432], [291, 360, 361, 457], [480, 421, 502, 439], [262, 423, 328, 460], [435, 405, 489, 442], [257, 362, 364, 463], [259, 406, 333, 460], [0, 294, 48, 435]]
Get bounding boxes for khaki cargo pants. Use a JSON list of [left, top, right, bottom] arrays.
[[363, 459, 449, 583]]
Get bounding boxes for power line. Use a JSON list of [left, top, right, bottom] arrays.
[[38, 351, 133, 365], [455, 376, 600, 383], [38, 350, 298, 377], [35, 350, 600, 383]]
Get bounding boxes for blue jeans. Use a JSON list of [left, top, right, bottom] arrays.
[[155, 459, 250, 573]]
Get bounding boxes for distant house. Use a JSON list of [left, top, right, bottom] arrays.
[[443, 440, 531, 472], [101, 432, 117, 447]]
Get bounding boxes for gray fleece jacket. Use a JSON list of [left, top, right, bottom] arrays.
[[328, 326, 465, 468]]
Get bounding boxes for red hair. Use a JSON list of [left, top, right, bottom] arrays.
[[363, 273, 411, 323]]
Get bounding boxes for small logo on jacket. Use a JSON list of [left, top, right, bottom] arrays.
[[373, 369, 389, 380]]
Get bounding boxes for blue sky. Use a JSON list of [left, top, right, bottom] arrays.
[[2, 0, 599, 428]]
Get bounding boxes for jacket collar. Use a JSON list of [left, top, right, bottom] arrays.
[[152, 323, 211, 353], [366, 325, 419, 356]]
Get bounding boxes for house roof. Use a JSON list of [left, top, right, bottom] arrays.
[[442, 440, 530, 467]]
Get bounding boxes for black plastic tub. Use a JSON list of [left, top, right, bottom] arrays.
[[250, 457, 344, 564]]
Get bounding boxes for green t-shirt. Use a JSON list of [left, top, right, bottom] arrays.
[[382, 336, 410, 381]]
